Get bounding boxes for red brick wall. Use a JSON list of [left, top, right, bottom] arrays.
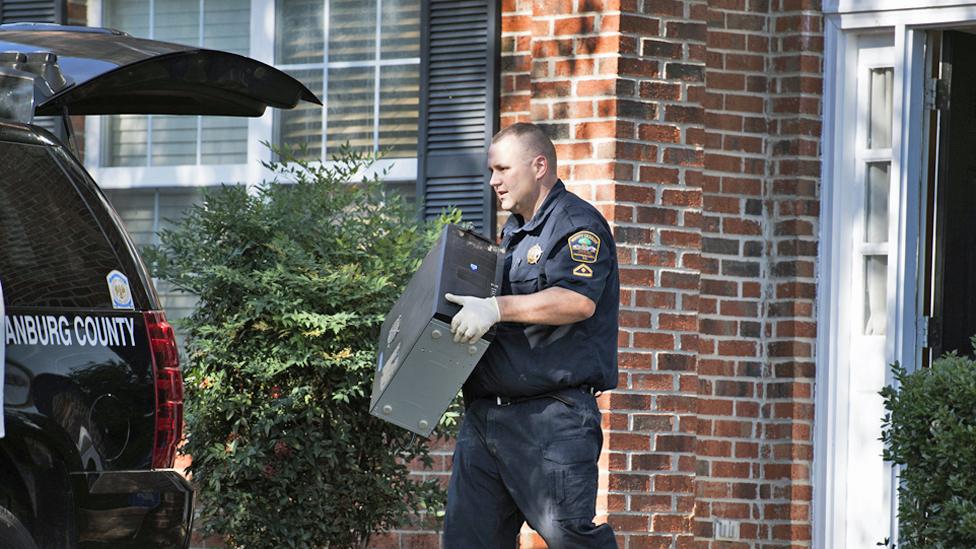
[[696, 0, 822, 546], [503, 1, 708, 547], [494, 0, 823, 547], [385, 0, 823, 547], [610, 1, 706, 547], [502, 0, 710, 546]]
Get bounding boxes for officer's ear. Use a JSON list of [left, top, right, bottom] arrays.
[[531, 154, 548, 179]]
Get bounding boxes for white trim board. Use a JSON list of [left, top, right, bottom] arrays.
[[826, 0, 976, 15], [829, 5, 976, 29], [91, 158, 419, 190], [814, 5, 976, 549]]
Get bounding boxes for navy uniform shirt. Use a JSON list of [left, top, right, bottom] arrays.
[[464, 180, 619, 399]]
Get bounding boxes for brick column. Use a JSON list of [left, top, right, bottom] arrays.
[[386, 0, 825, 546], [521, 1, 629, 545], [695, 0, 822, 546], [697, 1, 772, 544], [608, 1, 705, 548], [510, 0, 707, 547], [760, 1, 821, 544]]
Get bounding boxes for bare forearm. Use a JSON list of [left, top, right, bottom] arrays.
[[496, 287, 596, 326]]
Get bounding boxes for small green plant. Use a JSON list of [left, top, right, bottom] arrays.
[[881, 341, 976, 549], [147, 144, 459, 548]]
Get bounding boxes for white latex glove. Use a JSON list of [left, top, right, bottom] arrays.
[[445, 293, 500, 344]]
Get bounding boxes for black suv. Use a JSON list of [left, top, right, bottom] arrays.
[[0, 24, 318, 548]]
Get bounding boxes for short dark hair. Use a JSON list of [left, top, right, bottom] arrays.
[[492, 122, 557, 173]]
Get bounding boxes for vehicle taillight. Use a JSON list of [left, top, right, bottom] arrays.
[[144, 311, 184, 469]]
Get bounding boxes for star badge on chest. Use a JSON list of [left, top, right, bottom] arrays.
[[526, 244, 543, 265]]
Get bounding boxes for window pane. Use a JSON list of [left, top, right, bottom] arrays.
[[865, 162, 890, 243], [273, 0, 421, 165], [864, 255, 888, 335], [105, 0, 251, 167], [105, 115, 148, 167], [204, 0, 250, 55], [868, 68, 893, 149], [381, 0, 420, 59], [202, 1, 250, 164], [0, 143, 125, 309], [328, 0, 377, 63], [103, 0, 149, 37], [151, 115, 197, 166], [379, 64, 419, 157], [101, 187, 158, 247], [202, 116, 248, 164], [279, 69, 324, 160], [327, 66, 375, 155], [152, 0, 199, 163], [276, 0, 324, 64], [154, 0, 199, 45]]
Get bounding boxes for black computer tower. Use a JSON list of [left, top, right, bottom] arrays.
[[370, 224, 504, 436]]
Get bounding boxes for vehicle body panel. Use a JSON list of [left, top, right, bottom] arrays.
[[0, 23, 322, 547], [71, 470, 193, 548], [1, 121, 183, 547]]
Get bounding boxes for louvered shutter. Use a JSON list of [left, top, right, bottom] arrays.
[[417, 0, 499, 238], [0, 0, 63, 22]]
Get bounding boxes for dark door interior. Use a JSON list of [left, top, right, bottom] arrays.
[[927, 30, 976, 359]]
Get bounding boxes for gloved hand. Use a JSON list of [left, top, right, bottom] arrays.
[[445, 293, 500, 344]]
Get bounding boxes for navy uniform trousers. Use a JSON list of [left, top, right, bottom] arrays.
[[442, 386, 618, 548]]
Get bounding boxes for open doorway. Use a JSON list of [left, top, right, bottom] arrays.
[[924, 30, 976, 363]]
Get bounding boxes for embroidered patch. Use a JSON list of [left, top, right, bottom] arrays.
[[568, 231, 600, 263], [526, 244, 543, 265], [572, 264, 594, 278]]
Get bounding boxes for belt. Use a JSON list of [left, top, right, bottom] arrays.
[[494, 385, 598, 407]]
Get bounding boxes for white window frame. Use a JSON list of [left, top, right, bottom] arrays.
[[816, 3, 976, 549], [84, 0, 418, 190]]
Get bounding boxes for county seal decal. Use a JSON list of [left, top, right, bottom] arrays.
[[568, 231, 600, 263], [106, 270, 134, 310]]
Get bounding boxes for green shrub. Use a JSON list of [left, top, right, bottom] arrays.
[[881, 345, 976, 548], [147, 146, 459, 548]]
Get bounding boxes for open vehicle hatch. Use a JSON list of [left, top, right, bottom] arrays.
[[0, 23, 321, 117]]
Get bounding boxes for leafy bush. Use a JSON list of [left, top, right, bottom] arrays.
[[881, 345, 976, 548], [148, 146, 458, 548]]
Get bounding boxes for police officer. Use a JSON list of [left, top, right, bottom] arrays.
[[442, 122, 619, 548]]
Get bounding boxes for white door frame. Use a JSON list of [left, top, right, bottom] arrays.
[[815, 3, 976, 548]]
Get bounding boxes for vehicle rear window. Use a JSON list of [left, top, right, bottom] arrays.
[[0, 142, 125, 309]]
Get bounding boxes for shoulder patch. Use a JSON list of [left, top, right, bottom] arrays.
[[572, 264, 594, 278], [568, 231, 600, 263]]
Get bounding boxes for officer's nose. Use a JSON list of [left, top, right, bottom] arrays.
[[489, 171, 501, 188]]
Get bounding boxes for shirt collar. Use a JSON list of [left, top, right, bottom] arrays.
[[510, 180, 566, 235]]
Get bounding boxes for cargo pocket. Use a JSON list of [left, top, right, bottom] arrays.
[[543, 437, 599, 519]]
